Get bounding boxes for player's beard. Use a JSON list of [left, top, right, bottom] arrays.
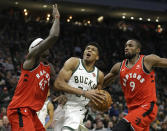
[[125, 53, 136, 60]]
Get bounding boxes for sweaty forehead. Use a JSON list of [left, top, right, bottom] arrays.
[[86, 45, 98, 50], [126, 40, 136, 46]]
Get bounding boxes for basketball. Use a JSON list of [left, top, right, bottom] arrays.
[[89, 90, 112, 112]]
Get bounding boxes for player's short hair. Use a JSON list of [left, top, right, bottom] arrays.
[[85, 42, 102, 57], [130, 39, 142, 50]]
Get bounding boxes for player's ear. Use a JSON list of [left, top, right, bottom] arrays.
[[96, 55, 99, 61], [136, 48, 140, 54]]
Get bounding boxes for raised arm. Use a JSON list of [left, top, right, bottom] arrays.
[[103, 62, 121, 88], [144, 54, 167, 71], [23, 4, 60, 70]]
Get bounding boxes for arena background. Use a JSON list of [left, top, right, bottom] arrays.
[[0, 0, 167, 130]]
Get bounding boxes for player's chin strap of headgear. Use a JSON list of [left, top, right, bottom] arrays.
[[28, 38, 43, 53]]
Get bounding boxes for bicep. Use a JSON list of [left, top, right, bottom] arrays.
[[153, 57, 167, 68], [57, 66, 73, 83], [55, 58, 78, 83], [145, 54, 167, 68]]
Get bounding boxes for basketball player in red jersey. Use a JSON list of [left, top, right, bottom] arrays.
[[104, 39, 167, 131], [7, 4, 60, 131]]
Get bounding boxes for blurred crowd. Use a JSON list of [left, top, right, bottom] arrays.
[[0, 8, 167, 131]]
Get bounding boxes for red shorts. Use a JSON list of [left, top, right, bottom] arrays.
[[7, 107, 45, 131], [124, 102, 158, 131]]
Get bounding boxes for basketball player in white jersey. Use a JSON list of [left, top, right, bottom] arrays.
[[54, 42, 104, 131], [37, 90, 54, 129]]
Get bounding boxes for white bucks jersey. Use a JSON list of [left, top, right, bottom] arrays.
[[65, 59, 99, 107]]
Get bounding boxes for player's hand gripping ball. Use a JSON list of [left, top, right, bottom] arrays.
[[89, 90, 112, 112]]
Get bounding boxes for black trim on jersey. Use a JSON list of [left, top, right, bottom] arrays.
[[24, 74, 29, 77], [119, 62, 123, 72], [142, 56, 150, 74], [62, 126, 75, 131], [125, 56, 140, 69], [22, 62, 40, 72], [142, 101, 155, 117], [23, 79, 28, 82], [17, 108, 23, 127], [41, 61, 49, 66], [29, 63, 40, 71]]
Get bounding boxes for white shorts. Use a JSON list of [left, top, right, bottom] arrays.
[[52, 105, 65, 131], [54, 105, 87, 130]]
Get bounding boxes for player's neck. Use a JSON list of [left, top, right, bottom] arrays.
[[40, 58, 48, 63], [83, 60, 95, 71], [128, 55, 140, 64]]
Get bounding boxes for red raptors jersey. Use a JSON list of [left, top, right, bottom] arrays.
[[8, 62, 50, 111], [120, 55, 157, 110]]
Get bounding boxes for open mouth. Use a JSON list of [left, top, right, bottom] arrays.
[[86, 53, 91, 57], [125, 50, 128, 54]]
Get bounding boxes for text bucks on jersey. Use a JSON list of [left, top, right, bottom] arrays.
[[66, 59, 99, 106]]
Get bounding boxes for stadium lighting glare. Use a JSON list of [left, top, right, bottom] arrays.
[[139, 17, 143, 21], [24, 9, 27, 12], [122, 16, 126, 19], [130, 17, 134, 20], [81, 9, 86, 12], [122, 13, 127, 16], [67, 19, 70, 22], [98, 16, 104, 22], [43, 5, 47, 8], [15, 1, 19, 5], [47, 14, 50, 18], [147, 18, 151, 21], [46, 17, 50, 21], [69, 16, 72, 19], [24, 12, 28, 16]]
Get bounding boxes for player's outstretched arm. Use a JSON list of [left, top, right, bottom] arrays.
[[27, 4, 60, 58], [144, 54, 167, 71], [23, 4, 60, 70], [103, 62, 121, 88]]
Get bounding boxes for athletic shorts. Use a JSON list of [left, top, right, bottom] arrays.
[[124, 102, 158, 131], [55, 105, 87, 131], [7, 107, 45, 131]]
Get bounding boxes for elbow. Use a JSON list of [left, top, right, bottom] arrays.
[[54, 80, 62, 90]]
